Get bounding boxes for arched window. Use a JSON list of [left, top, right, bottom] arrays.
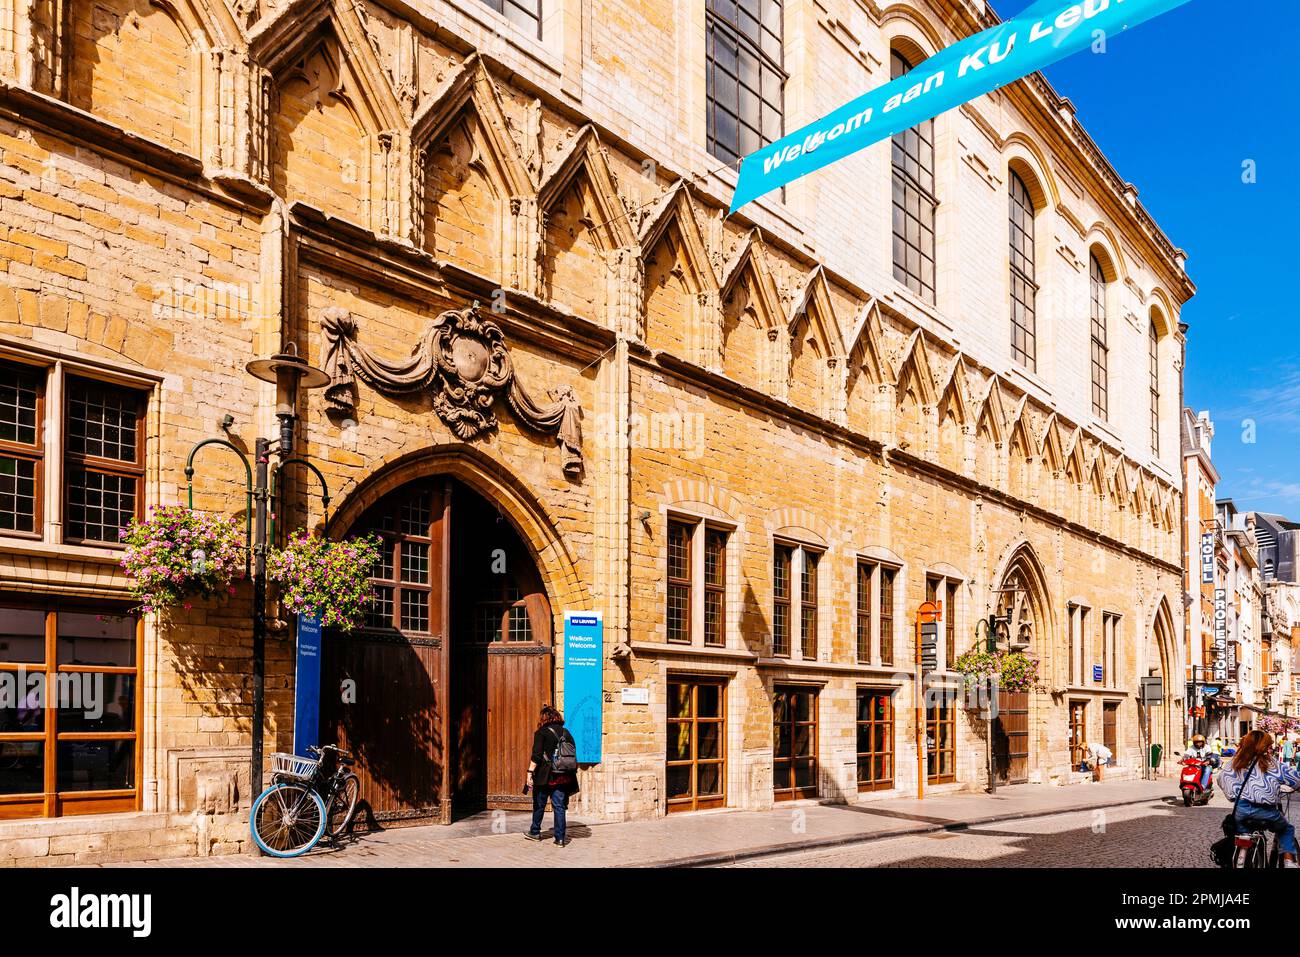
[[890, 50, 936, 302], [1149, 318, 1160, 453], [1008, 171, 1037, 371], [1089, 254, 1108, 419]]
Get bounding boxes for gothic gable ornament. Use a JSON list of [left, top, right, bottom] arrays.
[[321, 304, 583, 475]]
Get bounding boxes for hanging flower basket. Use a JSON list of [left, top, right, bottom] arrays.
[[952, 647, 1042, 695], [119, 505, 246, 615], [268, 531, 382, 632]]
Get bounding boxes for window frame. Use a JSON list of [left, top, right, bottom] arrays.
[[1008, 170, 1038, 372], [772, 683, 818, 801], [1089, 254, 1108, 420], [665, 675, 728, 813], [856, 687, 895, 792], [474, 0, 544, 40], [0, 596, 144, 819], [0, 359, 46, 539], [772, 538, 822, 661], [665, 514, 732, 648], [925, 692, 957, 784], [925, 572, 962, 671], [1149, 319, 1161, 454], [62, 374, 148, 547], [705, 0, 786, 167], [890, 49, 937, 303]]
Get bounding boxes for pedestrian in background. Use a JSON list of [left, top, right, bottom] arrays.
[[524, 704, 580, 847]]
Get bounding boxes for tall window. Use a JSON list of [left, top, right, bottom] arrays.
[[666, 517, 729, 647], [0, 602, 141, 818], [666, 677, 727, 813], [926, 692, 956, 783], [879, 566, 896, 666], [475, 0, 542, 39], [706, 0, 785, 167], [667, 520, 692, 643], [1100, 612, 1120, 687], [1089, 254, 1108, 419], [856, 561, 902, 665], [1008, 171, 1037, 371], [0, 359, 148, 544], [773, 685, 817, 800], [800, 550, 818, 659], [1149, 319, 1160, 453], [926, 573, 961, 670], [773, 543, 792, 657], [65, 377, 145, 544], [0, 361, 43, 534], [772, 540, 820, 660], [856, 689, 894, 792], [891, 51, 936, 302]]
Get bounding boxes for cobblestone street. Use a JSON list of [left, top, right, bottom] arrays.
[[726, 792, 1300, 868], [88, 778, 1253, 869]]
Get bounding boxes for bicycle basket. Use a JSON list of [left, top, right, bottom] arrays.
[[270, 752, 319, 781]]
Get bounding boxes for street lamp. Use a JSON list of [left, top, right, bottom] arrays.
[[185, 343, 331, 806]]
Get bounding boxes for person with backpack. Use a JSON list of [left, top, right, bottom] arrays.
[[525, 704, 580, 846], [1218, 729, 1300, 868]]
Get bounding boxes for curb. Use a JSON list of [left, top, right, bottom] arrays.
[[649, 792, 1172, 868]]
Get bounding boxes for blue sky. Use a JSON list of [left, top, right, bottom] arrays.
[[990, 0, 1299, 515]]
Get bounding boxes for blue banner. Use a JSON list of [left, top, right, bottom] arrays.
[[293, 611, 322, 758], [730, 0, 1192, 212], [563, 611, 603, 764]]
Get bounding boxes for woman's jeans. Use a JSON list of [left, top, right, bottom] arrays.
[[1236, 800, 1298, 856], [530, 786, 569, 841]]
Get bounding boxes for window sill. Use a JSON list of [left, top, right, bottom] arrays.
[[757, 658, 910, 677], [0, 537, 125, 564], [632, 641, 758, 662]]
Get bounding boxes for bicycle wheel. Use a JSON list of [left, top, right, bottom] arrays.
[[250, 783, 327, 858], [1247, 836, 1268, 869], [326, 774, 361, 839]]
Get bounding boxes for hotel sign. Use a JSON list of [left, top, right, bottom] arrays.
[[1212, 589, 1228, 682], [1200, 532, 1215, 585]]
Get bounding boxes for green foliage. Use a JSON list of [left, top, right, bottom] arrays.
[[952, 647, 1041, 694], [120, 505, 245, 615]]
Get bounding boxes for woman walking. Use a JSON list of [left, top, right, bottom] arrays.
[[1219, 729, 1300, 868], [525, 704, 580, 847]]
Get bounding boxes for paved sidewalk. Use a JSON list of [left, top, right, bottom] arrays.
[[112, 777, 1174, 868]]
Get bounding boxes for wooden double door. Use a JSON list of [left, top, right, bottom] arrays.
[[992, 689, 1029, 785], [320, 477, 552, 824]]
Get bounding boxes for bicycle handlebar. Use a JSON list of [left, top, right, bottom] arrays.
[[308, 744, 354, 762]]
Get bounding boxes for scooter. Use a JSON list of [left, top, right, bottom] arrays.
[[1177, 752, 1216, 807]]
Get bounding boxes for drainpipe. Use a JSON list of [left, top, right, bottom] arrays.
[[1178, 321, 1190, 748]]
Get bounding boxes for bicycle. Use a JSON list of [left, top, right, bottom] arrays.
[[1232, 787, 1294, 869], [250, 745, 361, 858]]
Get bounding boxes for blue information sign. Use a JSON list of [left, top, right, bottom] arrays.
[[1092, 665, 1103, 683], [563, 611, 603, 764], [293, 611, 322, 758]]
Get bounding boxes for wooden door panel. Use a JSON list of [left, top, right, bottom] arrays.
[[486, 647, 551, 807], [993, 690, 1029, 785], [321, 633, 443, 821]]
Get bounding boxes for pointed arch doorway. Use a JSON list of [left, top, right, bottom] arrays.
[[320, 476, 553, 824], [990, 545, 1052, 786]]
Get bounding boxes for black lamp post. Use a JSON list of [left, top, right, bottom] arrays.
[[185, 344, 330, 806]]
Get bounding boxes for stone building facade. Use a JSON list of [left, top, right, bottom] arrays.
[[0, 0, 1191, 862]]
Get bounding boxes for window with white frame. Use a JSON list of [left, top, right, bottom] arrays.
[[772, 539, 821, 660], [666, 515, 731, 647]]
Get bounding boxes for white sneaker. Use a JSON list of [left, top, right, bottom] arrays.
[[1283, 859, 1299, 868]]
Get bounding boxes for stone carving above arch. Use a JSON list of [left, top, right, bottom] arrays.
[[320, 303, 584, 476]]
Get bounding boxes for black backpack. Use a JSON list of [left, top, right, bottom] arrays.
[[549, 725, 578, 774]]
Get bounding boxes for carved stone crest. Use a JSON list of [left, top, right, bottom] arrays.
[[321, 304, 583, 475]]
